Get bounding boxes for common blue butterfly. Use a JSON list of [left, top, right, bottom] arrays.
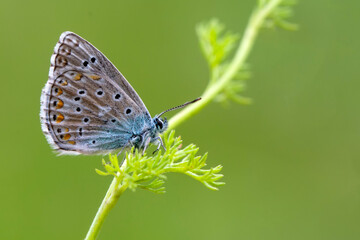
[[40, 32, 200, 155]]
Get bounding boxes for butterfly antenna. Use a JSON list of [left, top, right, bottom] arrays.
[[157, 97, 201, 117]]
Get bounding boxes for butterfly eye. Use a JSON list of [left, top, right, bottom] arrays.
[[155, 118, 163, 129]]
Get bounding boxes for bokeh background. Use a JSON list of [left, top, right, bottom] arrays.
[[1, 0, 359, 239]]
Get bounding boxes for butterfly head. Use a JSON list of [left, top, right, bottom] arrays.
[[153, 116, 168, 133]]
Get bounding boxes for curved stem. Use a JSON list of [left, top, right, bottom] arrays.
[[168, 0, 281, 131], [85, 0, 282, 239], [84, 162, 128, 240], [84, 177, 117, 240]]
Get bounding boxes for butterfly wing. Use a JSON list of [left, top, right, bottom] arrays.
[[40, 32, 152, 155]]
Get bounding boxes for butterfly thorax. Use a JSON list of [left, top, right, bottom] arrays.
[[129, 116, 167, 150]]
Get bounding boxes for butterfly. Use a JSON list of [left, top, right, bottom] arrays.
[[40, 32, 200, 155]]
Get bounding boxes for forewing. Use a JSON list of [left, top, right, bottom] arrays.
[[40, 32, 151, 154]]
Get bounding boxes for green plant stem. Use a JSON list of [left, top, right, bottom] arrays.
[[168, 0, 281, 131], [85, 0, 282, 239], [85, 162, 128, 240]]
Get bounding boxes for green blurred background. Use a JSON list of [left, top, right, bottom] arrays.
[[1, 0, 359, 239]]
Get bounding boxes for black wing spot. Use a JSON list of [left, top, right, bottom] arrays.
[[57, 128, 62, 133], [92, 140, 96, 144], [79, 128, 83, 136], [53, 101, 57, 107], [114, 93, 121, 100], [96, 90, 103, 96], [83, 61, 89, 67], [111, 119, 116, 123], [76, 107, 81, 112], [125, 108, 132, 115], [91, 57, 96, 63], [83, 117, 89, 123], [78, 90, 86, 95], [53, 114, 56, 121], [74, 97, 80, 101]]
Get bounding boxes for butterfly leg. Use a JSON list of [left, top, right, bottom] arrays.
[[117, 142, 131, 157], [152, 136, 166, 154], [116, 146, 128, 166], [117, 146, 125, 157], [142, 137, 152, 155]]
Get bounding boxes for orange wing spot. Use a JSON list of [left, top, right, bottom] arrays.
[[63, 134, 71, 140], [61, 80, 68, 86], [56, 99, 64, 109], [56, 113, 64, 123], [57, 88, 63, 96], [68, 141, 76, 145], [74, 73, 82, 80], [65, 128, 69, 132], [90, 75, 101, 80]]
